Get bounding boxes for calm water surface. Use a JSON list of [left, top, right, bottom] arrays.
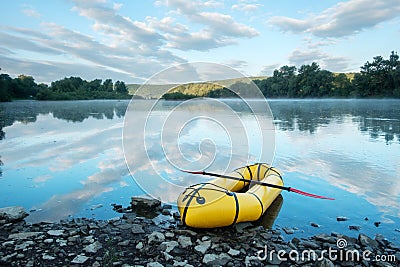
[[0, 99, 399, 243]]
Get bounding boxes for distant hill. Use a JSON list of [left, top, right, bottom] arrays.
[[127, 76, 268, 99]]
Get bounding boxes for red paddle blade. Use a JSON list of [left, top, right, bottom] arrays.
[[290, 188, 335, 200]]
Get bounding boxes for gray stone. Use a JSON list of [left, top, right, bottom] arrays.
[[358, 234, 378, 249], [228, 248, 240, 256], [173, 229, 197, 236], [8, 231, 43, 240], [84, 235, 95, 244], [160, 241, 179, 253], [349, 225, 361, 231], [173, 260, 193, 267], [299, 240, 320, 249], [71, 254, 89, 264], [1, 252, 17, 262], [147, 262, 164, 267], [92, 261, 101, 267], [15, 240, 34, 250], [0, 206, 28, 223], [316, 258, 334, 267], [165, 232, 174, 238], [47, 229, 64, 236], [217, 253, 232, 265], [375, 234, 389, 247], [2, 240, 14, 246], [162, 251, 173, 261], [311, 222, 320, 227], [202, 254, 218, 264], [194, 240, 211, 254], [178, 236, 192, 248], [131, 223, 145, 234], [337, 216, 348, 221], [244, 256, 260, 266], [42, 254, 55, 260], [131, 197, 161, 209], [282, 227, 295, 234], [117, 223, 132, 230], [56, 238, 67, 246], [148, 231, 165, 244], [44, 238, 54, 243], [314, 233, 336, 243], [267, 253, 281, 265], [118, 240, 130, 246], [83, 241, 103, 253], [136, 241, 144, 250], [234, 222, 252, 233]]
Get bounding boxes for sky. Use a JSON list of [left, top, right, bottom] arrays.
[[1, 0, 399, 84]]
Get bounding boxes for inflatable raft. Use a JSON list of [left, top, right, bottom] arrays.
[[177, 163, 283, 228]]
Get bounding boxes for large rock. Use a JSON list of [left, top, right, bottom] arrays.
[[83, 241, 103, 253], [8, 232, 43, 240], [131, 197, 161, 210], [358, 234, 378, 249], [0, 206, 28, 223], [71, 254, 89, 264], [202, 253, 231, 265], [194, 240, 211, 254]]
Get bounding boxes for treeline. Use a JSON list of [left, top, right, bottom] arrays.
[[254, 51, 400, 98], [257, 51, 400, 98], [163, 51, 400, 99], [0, 73, 131, 101]]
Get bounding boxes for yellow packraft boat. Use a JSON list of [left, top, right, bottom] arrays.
[[177, 163, 283, 228]]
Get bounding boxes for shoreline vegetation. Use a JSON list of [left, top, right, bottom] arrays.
[[1, 51, 400, 102]]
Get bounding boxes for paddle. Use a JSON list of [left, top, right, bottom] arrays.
[[181, 170, 335, 200]]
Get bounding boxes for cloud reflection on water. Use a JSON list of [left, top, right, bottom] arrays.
[[0, 99, 399, 227]]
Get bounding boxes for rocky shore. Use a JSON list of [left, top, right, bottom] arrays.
[[1, 198, 399, 267]]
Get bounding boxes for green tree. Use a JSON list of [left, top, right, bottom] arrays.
[[12, 75, 38, 98], [332, 73, 351, 97], [114, 81, 128, 94], [102, 79, 113, 92], [295, 63, 334, 97], [0, 73, 12, 101]]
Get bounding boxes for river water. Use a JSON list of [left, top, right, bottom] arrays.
[[0, 99, 399, 243]]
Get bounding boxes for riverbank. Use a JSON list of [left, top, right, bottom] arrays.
[[1, 198, 399, 267]]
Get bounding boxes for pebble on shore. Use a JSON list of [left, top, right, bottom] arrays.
[[0, 199, 399, 267]]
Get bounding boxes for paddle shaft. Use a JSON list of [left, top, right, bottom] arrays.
[[182, 170, 335, 200], [197, 171, 291, 191]]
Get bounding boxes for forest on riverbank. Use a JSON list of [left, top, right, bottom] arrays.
[[163, 51, 400, 99], [1, 51, 399, 102], [0, 75, 131, 101]]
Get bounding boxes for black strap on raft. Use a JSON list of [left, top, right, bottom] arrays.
[[249, 192, 264, 217], [230, 192, 240, 226], [181, 183, 208, 226]]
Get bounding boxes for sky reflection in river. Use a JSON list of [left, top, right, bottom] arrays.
[[0, 99, 399, 242]]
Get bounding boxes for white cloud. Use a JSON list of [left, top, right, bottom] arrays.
[[163, 0, 259, 50], [21, 5, 41, 18], [232, 3, 262, 12], [259, 64, 280, 76], [269, 0, 400, 37], [288, 48, 350, 72]]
